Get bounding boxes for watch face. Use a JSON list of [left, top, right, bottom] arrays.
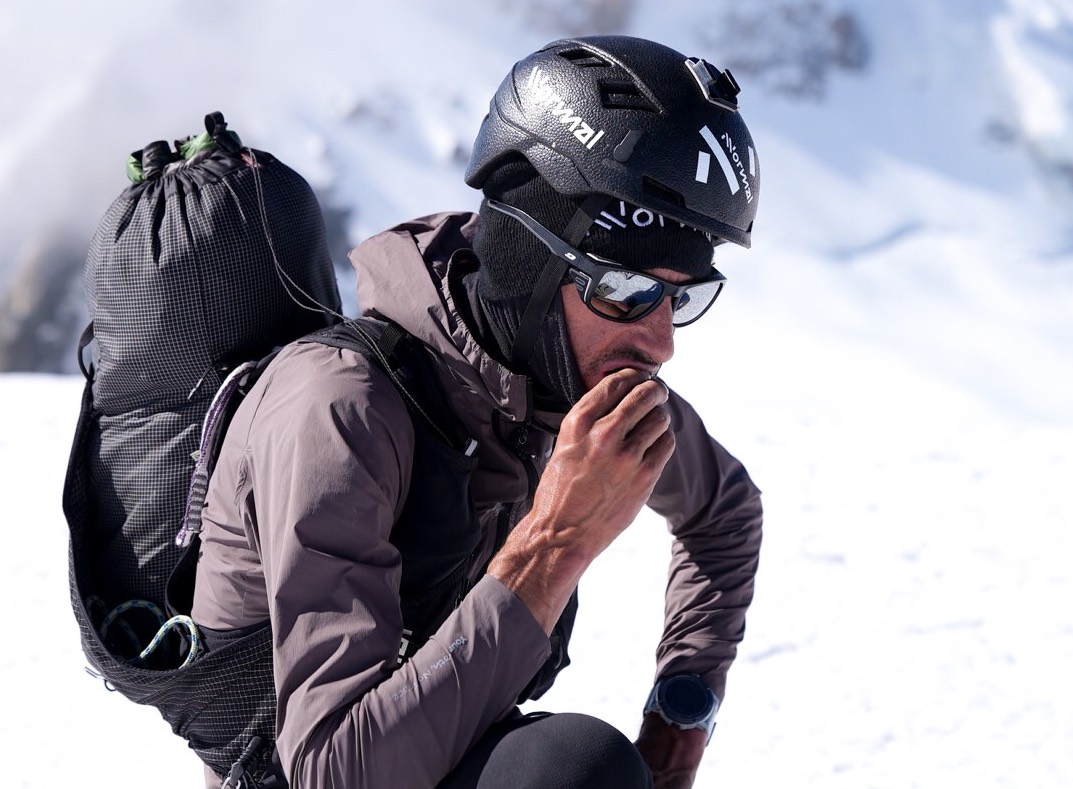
[[660, 674, 715, 725]]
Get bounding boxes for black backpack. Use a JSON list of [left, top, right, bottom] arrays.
[[59, 114, 438, 785], [63, 113, 574, 787]]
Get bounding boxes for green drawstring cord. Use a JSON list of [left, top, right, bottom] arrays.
[[126, 122, 242, 184]]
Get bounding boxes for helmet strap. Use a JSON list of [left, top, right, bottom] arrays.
[[509, 194, 610, 369]]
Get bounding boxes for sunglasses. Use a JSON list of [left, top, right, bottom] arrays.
[[486, 200, 726, 327]]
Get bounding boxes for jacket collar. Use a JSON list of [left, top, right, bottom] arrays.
[[349, 212, 532, 425]]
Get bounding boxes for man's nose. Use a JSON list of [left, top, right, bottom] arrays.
[[638, 298, 676, 364]]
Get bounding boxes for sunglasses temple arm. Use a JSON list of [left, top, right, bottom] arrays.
[[486, 200, 587, 262]]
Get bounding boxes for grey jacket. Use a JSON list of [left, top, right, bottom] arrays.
[[192, 211, 762, 788]]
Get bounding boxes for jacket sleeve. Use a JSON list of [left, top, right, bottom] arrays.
[[241, 344, 551, 788], [645, 388, 763, 702]]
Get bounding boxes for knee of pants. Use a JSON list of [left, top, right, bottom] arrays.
[[493, 712, 652, 789]]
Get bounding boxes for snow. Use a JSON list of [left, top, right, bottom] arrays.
[[2, 1, 1073, 786]]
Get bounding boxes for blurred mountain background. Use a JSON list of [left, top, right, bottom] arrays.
[[2, 0, 1070, 378]]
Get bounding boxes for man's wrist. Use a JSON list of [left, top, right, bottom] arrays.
[[487, 515, 590, 635], [634, 713, 707, 789]]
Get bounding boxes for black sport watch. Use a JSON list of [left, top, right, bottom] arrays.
[[643, 673, 720, 744]]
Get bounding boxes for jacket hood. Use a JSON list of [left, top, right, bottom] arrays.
[[349, 212, 532, 425]]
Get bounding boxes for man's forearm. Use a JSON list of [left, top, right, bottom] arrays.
[[487, 513, 591, 635], [489, 369, 676, 635]]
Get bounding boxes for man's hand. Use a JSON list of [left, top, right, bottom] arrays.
[[527, 367, 675, 561], [488, 368, 675, 633], [634, 713, 707, 789]]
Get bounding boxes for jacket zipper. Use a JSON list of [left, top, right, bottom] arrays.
[[512, 423, 540, 499]]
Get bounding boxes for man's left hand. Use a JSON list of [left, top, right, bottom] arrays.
[[634, 712, 708, 789]]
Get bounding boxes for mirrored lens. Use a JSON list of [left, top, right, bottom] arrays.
[[590, 270, 664, 320], [671, 279, 723, 326]]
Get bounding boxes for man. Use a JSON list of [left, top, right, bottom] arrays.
[[193, 34, 762, 788]]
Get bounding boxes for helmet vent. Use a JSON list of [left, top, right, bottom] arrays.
[[642, 177, 685, 208], [599, 80, 658, 112], [557, 47, 610, 68]]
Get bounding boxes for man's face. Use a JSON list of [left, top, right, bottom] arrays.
[[561, 266, 690, 391]]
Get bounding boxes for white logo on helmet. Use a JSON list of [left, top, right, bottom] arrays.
[[527, 66, 606, 150], [695, 126, 755, 203]]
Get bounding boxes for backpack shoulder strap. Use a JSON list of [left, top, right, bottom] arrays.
[[306, 318, 474, 456], [166, 348, 284, 616], [175, 316, 471, 552], [169, 318, 474, 612], [175, 350, 283, 549]]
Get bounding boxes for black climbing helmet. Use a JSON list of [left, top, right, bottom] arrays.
[[466, 35, 760, 248]]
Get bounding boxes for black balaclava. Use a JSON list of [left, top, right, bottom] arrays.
[[471, 155, 718, 409]]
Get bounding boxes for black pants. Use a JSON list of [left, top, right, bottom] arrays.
[[436, 711, 654, 789]]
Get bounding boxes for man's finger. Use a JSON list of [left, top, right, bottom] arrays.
[[626, 403, 673, 454], [601, 378, 669, 438], [569, 368, 651, 425]]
